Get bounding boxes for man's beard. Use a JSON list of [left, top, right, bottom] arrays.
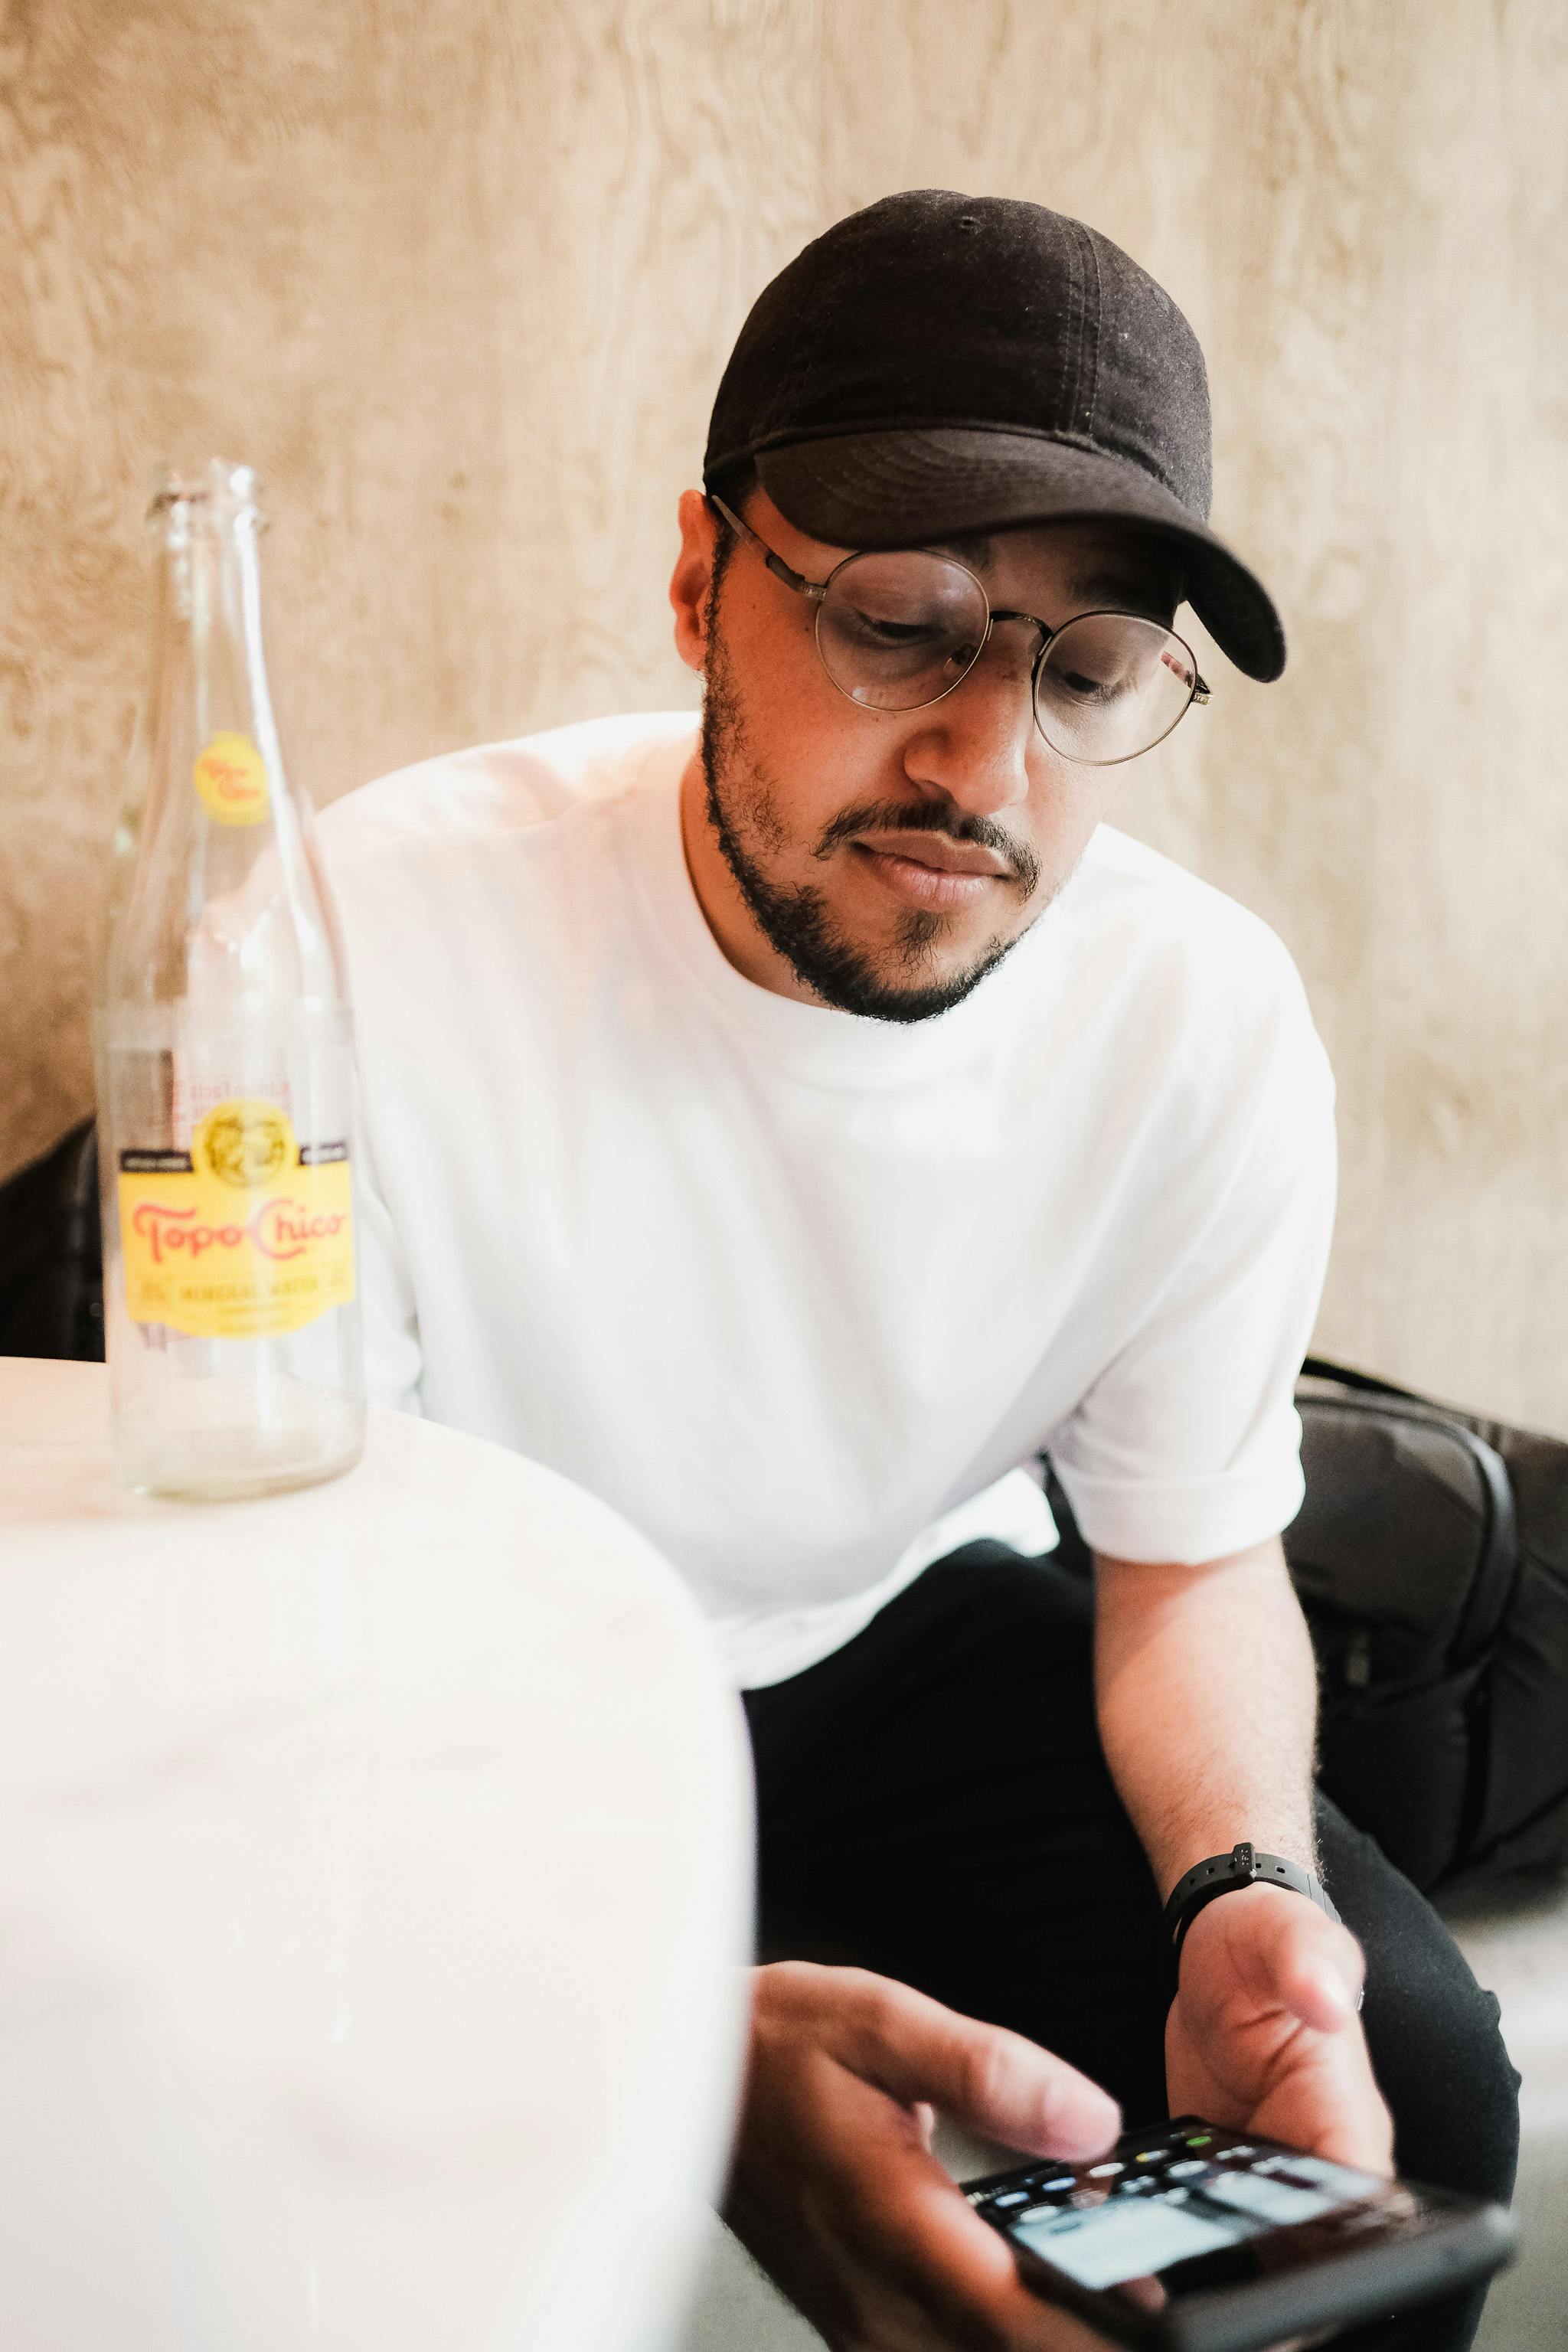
[[699, 621, 1044, 1026]]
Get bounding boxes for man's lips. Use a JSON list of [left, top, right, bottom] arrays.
[[848, 831, 1016, 916], [850, 829, 1012, 879]]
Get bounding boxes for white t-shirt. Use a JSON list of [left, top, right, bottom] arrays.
[[317, 711, 1336, 1688]]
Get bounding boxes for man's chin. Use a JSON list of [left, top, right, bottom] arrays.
[[815, 978, 991, 1025], [698, 737, 1024, 1022], [795, 930, 1020, 1025]]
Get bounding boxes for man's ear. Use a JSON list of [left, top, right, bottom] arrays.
[[670, 488, 721, 674]]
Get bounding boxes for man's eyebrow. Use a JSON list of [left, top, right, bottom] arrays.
[[926, 535, 1178, 622], [928, 531, 996, 567], [1060, 570, 1178, 621]]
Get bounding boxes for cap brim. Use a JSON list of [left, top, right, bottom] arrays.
[[753, 427, 1285, 683]]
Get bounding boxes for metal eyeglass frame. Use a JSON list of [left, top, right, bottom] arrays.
[[706, 492, 1209, 766]]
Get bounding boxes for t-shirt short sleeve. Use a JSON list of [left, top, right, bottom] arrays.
[[1044, 1060, 1337, 1569]]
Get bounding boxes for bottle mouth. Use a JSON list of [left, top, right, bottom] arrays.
[[146, 459, 266, 533]]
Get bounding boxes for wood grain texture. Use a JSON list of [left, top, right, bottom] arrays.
[[2, 0, 1566, 1430]]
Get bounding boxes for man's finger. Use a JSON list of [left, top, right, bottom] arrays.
[[835, 2115, 1116, 2352], [827, 1968, 1122, 2161]]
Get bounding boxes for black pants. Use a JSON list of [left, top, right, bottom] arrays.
[[743, 1547, 1521, 2352]]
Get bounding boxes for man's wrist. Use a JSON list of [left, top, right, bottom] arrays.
[[1163, 1841, 1340, 1987]]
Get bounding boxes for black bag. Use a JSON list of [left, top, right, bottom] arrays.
[[0, 1118, 104, 1363], [1044, 1357, 1568, 1895], [1287, 1358, 1568, 1893]]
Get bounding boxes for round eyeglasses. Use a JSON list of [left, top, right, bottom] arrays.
[[707, 495, 1209, 767]]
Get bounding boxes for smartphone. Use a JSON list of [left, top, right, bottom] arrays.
[[964, 2116, 1514, 2351]]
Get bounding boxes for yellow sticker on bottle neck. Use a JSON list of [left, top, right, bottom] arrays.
[[117, 1098, 354, 1339], [194, 730, 270, 825]]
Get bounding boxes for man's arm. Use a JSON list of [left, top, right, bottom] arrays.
[[1094, 1537, 1393, 2172], [1094, 1537, 1319, 1886]]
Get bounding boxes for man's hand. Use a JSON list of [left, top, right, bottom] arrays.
[[1165, 1884, 1393, 2174], [727, 1960, 1123, 2352]]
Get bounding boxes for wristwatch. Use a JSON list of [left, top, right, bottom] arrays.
[[1162, 1841, 1341, 1988]]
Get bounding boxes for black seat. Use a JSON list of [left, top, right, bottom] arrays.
[[0, 1119, 104, 1361]]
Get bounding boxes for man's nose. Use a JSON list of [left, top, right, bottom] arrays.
[[899, 629, 1040, 817]]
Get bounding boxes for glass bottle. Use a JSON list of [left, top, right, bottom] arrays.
[[93, 460, 365, 1499]]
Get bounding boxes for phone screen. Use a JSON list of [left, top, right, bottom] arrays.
[[968, 2121, 1415, 2301]]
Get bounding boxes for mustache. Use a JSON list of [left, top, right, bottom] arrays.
[[815, 802, 1040, 893]]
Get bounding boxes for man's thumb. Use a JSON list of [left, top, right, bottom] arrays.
[[1256, 1900, 1365, 2031]]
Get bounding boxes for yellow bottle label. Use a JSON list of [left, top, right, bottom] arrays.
[[117, 1099, 354, 1339], [193, 730, 270, 826]]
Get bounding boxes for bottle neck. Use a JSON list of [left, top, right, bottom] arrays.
[[97, 468, 311, 1008], [145, 497, 282, 801]]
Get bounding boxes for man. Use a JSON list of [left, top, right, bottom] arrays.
[[320, 193, 1517, 2349]]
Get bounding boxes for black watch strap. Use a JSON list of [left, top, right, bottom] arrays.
[[1162, 1841, 1341, 1984]]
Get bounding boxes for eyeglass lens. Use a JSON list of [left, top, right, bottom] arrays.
[[814, 550, 1199, 765]]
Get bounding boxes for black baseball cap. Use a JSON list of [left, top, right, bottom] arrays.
[[704, 190, 1285, 682]]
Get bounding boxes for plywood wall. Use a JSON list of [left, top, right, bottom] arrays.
[[3, 0, 1565, 1429]]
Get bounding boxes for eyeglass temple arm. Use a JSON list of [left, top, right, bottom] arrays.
[[706, 493, 826, 602]]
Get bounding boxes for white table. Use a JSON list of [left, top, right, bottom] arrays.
[[0, 1358, 751, 2352]]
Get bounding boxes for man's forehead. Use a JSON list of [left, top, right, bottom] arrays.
[[747, 488, 1179, 616], [926, 519, 1181, 614]]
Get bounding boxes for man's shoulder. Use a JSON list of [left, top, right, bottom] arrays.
[[1069, 825, 1308, 1004], [315, 710, 698, 872], [1057, 826, 1329, 1120]]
